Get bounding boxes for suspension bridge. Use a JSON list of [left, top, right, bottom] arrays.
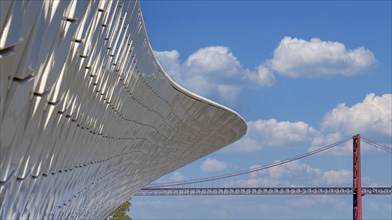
[[135, 135, 392, 220]]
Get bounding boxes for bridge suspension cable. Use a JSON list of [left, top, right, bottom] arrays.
[[362, 136, 392, 153], [148, 137, 352, 188]]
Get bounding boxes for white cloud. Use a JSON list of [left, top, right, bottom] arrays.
[[268, 160, 321, 179], [309, 132, 354, 155], [309, 131, 389, 156], [170, 171, 185, 182], [246, 161, 321, 181], [314, 169, 352, 185], [321, 93, 392, 137], [184, 46, 241, 76], [154, 38, 377, 104], [224, 93, 390, 154], [226, 161, 354, 188], [256, 65, 276, 86], [217, 85, 240, 105], [154, 46, 274, 104], [268, 37, 377, 77], [227, 119, 318, 152], [200, 158, 228, 173], [154, 50, 181, 79], [311, 132, 343, 147], [249, 165, 267, 178], [224, 178, 286, 187]]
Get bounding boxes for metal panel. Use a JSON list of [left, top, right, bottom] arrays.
[[0, 0, 247, 219]]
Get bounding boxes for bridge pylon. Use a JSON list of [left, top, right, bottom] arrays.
[[353, 134, 362, 220]]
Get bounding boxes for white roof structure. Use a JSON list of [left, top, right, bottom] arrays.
[[0, 0, 247, 219]]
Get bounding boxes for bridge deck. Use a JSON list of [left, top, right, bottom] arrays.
[[135, 187, 392, 196]]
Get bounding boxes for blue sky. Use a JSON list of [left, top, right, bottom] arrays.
[[131, 0, 391, 219]]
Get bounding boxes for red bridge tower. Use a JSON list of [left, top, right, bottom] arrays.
[[353, 134, 362, 220]]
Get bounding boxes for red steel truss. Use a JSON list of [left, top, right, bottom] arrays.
[[135, 187, 392, 196]]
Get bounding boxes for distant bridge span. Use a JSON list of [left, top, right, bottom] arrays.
[[135, 135, 392, 220], [135, 187, 392, 196]]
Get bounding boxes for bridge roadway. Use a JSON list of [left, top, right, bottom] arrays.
[[135, 186, 392, 196]]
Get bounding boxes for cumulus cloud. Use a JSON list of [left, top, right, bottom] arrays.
[[307, 93, 392, 155], [224, 178, 286, 187], [154, 46, 274, 104], [170, 171, 186, 182], [268, 37, 377, 77], [184, 46, 241, 76], [321, 93, 392, 136], [314, 170, 352, 185], [200, 158, 228, 173], [245, 160, 353, 186], [227, 161, 352, 187], [247, 160, 321, 180], [225, 93, 390, 154], [154, 38, 376, 104], [268, 160, 321, 179], [227, 119, 318, 152], [308, 132, 354, 155], [256, 65, 276, 86], [154, 50, 181, 79]]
